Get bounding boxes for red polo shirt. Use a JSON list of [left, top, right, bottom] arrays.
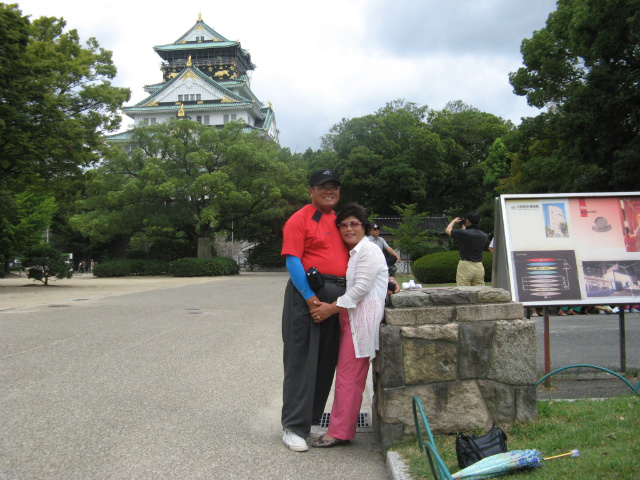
[[281, 204, 348, 277]]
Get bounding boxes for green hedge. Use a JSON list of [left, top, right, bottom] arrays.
[[413, 251, 493, 284], [169, 257, 239, 277], [92, 259, 169, 277], [247, 241, 285, 268]]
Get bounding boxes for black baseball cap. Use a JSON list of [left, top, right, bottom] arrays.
[[309, 169, 341, 187], [371, 223, 380, 230]]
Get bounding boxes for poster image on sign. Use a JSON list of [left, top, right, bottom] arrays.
[[512, 250, 581, 302], [542, 203, 569, 238], [582, 260, 640, 298]]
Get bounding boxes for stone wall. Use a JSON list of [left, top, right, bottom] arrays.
[[374, 286, 537, 450]]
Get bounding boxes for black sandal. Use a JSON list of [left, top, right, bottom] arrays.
[[311, 436, 350, 448]]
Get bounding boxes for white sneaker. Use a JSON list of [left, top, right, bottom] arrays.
[[612, 307, 620, 313], [283, 428, 308, 452]]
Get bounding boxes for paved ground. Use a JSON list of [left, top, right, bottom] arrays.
[[0, 273, 389, 480], [1, 273, 638, 479]]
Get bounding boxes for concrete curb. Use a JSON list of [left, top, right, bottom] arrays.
[[387, 451, 414, 480]]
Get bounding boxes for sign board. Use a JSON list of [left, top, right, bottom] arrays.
[[494, 193, 640, 306]]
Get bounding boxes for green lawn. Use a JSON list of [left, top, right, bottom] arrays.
[[390, 396, 640, 479]]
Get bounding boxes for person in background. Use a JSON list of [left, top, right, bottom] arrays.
[[309, 203, 393, 448], [280, 169, 349, 452], [445, 211, 489, 286], [368, 223, 401, 275]]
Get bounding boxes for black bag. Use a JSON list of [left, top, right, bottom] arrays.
[[306, 267, 325, 293], [455, 426, 507, 469]]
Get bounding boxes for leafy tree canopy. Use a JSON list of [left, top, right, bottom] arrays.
[[508, 0, 640, 191], [71, 120, 306, 258], [314, 99, 511, 217], [0, 3, 130, 194]]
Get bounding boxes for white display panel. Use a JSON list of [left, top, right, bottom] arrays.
[[495, 193, 640, 306]]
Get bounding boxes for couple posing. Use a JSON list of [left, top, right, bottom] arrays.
[[280, 169, 398, 452]]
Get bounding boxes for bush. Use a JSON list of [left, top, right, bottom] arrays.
[[148, 238, 197, 262], [247, 241, 285, 268], [92, 259, 169, 277], [413, 251, 493, 284], [21, 245, 72, 285], [169, 257, 239, 277], [407, 244, 447, 261]]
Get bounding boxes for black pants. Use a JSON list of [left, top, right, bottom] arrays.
[[281, 279, 345, 438]]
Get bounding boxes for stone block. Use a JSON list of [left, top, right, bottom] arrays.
[[458, 323, 495, 379], [477, 379, 516, 427], [488, 320, 537, 385], [385, 307, 454, 326], [376, 420, 406, 451], [381, 383, 492, 434], [377, 325, 404, 387], [455, 302, 524, 322], [475, 288, 512, 303], [401, 324, 459, 342], [403, 338, 457, 384], [477, 381, 538, 428], [428, 289, 476, 305], [514, 386, 538, 424], [388, 291, 431, 308]]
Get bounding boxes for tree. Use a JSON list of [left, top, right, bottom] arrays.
[[22, 244, 72, 285], [384, 204, 441, 261], [71, 120, 305, 258], [0, 4, 130, 260], [0, 188, 56, 272], [508, 0, 640, 191], [320, 100, 447, 215], [426, 101, 513, 215]]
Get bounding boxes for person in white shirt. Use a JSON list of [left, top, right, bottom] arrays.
[[309, 203, 396, 448]]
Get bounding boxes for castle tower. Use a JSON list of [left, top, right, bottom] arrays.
[[118, 15, 277, 141]]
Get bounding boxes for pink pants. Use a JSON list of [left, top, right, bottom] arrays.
[[327, 310, 370, 441]]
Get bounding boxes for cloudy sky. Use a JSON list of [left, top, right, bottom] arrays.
[[17, 0, 557, 152]]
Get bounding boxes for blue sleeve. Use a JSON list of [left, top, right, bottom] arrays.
[[286, 255, 315, 300]]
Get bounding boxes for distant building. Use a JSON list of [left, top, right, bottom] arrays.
[[110, 13, 277, 147]]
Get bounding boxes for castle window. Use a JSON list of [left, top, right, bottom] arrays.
[[204, 115, 210, 125], [223, 114, 237, 124], [150, 118, 157, 124], [197, 116, 202, 124]]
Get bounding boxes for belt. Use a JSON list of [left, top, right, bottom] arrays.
[[320, 274, 346, 286], [460, 259, 482, 263]]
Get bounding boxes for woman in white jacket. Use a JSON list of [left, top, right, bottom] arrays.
[[309, 203, 393, 448]]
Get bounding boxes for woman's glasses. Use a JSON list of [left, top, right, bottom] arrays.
[[337, 221, 362, 230]]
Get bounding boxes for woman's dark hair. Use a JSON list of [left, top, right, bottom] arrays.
[[336, 203, 372, 235]]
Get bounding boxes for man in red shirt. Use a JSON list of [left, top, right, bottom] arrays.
[[280, 169, 349, 452]]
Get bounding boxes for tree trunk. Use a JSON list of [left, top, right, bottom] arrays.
[[197, 237, 213, 259]]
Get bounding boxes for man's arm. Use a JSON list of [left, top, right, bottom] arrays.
[[446, 217, 462, 236], [285, 255, 320, 309], [386, 246, 401, 262]]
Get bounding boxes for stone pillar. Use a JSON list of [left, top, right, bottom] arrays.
[[374, 286, 537, 450]]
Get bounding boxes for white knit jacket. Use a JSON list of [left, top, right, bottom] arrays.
[[336, 237, 388, 359]]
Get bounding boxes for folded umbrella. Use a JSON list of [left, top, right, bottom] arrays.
[[452, 449, 580, 479], [451, 449, 543, 479]]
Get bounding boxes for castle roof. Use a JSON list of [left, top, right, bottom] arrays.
[[125, 65, 257, 115], [153, 18, 254, 68]]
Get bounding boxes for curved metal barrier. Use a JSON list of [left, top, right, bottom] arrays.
[[536, 364, 639, 395]]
